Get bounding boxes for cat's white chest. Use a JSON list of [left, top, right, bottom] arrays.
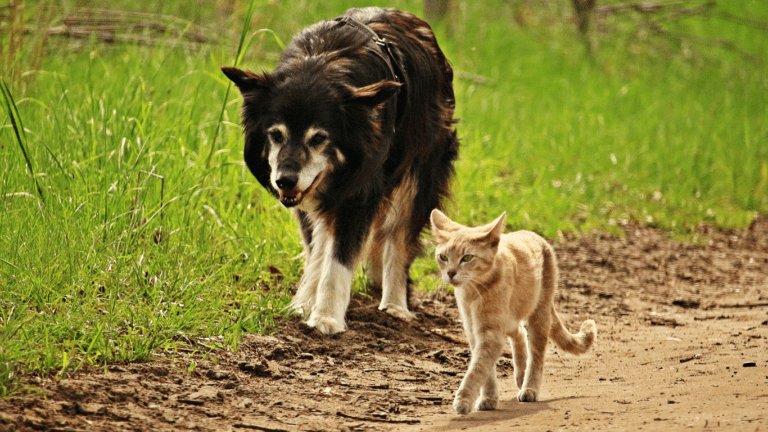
[[455, 286, 480, 305]]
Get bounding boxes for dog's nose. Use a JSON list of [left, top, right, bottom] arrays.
[[276, 175, 298, 191]]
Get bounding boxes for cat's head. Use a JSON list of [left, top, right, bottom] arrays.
[[430, 210, 506, 288]]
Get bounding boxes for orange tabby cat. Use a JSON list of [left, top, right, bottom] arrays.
[[430, 209, 596, 414]]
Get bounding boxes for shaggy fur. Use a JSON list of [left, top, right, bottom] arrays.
[[223, 7, 459, 334]]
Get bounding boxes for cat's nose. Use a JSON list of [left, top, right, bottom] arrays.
[[447, 270, 457, 279]]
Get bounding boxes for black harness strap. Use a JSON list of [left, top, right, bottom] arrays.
[[333, 16, 403, 85], [333, 16, 408, 129]]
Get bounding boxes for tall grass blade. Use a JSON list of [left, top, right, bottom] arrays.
[[1, 78, 45, 203], [205, 0, 262, 169]]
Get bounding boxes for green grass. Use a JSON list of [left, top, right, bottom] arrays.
[[1, 0, 766, 395]]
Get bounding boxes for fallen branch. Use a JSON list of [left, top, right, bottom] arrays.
[[595, 1, 695, 15], [336, 411, 420, 424], [43, 26, 208, 49], [426, 330, 466, 345], [714, 10, 768, 31], [13, 7, 218, 49], [645, 18, 761, 64], [412, 323, 466, 345], [715, 302, 768, 309], [693, 315, 731, 320], [233, 423, 288, 432]]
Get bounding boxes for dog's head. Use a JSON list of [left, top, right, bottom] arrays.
[[222, 64, 400, 209]]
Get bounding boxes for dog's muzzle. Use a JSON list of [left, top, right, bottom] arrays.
[[275, 174, 320, 208], [278, 190, 304, 207]]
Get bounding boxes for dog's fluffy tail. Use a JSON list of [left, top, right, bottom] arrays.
[[549, 307, 596, 355]]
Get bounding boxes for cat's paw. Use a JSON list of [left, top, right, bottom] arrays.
[[306, 314, 345, 335], [379, 303, 416, 321], [476, 397, 498, 411], [517, 388, 538, 402], [453, 397, 473, 415]]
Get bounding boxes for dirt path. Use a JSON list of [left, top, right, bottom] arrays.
[[2, 219, 767, 432]]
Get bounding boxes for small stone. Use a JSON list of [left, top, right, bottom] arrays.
[[205, 369, 230, 380], [74, 403, 107, 416], [743, 362, 757, 368]]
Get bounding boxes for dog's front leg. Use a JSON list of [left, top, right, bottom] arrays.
[[306, 254, 353, 335], [289, 210, 319, 316], [290, 246, 322, 317], [379, 234, 416, 321], [304, 217, 355, 335]]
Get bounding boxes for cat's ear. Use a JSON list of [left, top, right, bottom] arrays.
[[490, 212, 506, 236], [481, 211, 506, 248], [430, 209, 461, 243]]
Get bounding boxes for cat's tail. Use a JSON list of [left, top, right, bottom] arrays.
[[541, 239, 596, 355], [549, 306, 597, 355]]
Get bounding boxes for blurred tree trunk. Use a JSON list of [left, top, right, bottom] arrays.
[[572, 0, 596, 54], [572, 0, 595, 35], [424, 0, 450, 20]]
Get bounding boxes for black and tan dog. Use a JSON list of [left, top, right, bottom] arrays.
[[223, 7, 459, 334]]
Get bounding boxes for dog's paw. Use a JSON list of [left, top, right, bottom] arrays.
[[517, 388, 538, 402], [453, 396, 473, 415], [288, 296, 316, 318], [379, 303, 416, 321], [476, 397, 498, 411], [306, 314, 345, 335], [288, 302, 309, 317]]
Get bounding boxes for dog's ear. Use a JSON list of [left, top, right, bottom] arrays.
[[345, 80, 401, 107], [221, 67, 273, 94]]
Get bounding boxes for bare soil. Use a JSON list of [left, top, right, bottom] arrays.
[[2, 218, 768, 432]]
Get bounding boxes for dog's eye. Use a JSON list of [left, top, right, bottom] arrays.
[[268, 130, 284, 144], [307, 132, 327, 147]]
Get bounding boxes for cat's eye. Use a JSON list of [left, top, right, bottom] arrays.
[[438, 254, 448, 262], [461, 255, 474, 263]]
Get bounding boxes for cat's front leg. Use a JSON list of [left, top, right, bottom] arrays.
[[508, 323, 527, 389], [454, 335, 504, 414], [476, 364, 499, 411], [518, 307, 552, 402]]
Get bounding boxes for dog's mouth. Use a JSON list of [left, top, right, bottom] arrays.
[[278, 175, 322, 208], [278, 189, 304, 207]]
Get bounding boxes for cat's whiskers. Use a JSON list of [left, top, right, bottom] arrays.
[[466, 278, 489, 297]]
